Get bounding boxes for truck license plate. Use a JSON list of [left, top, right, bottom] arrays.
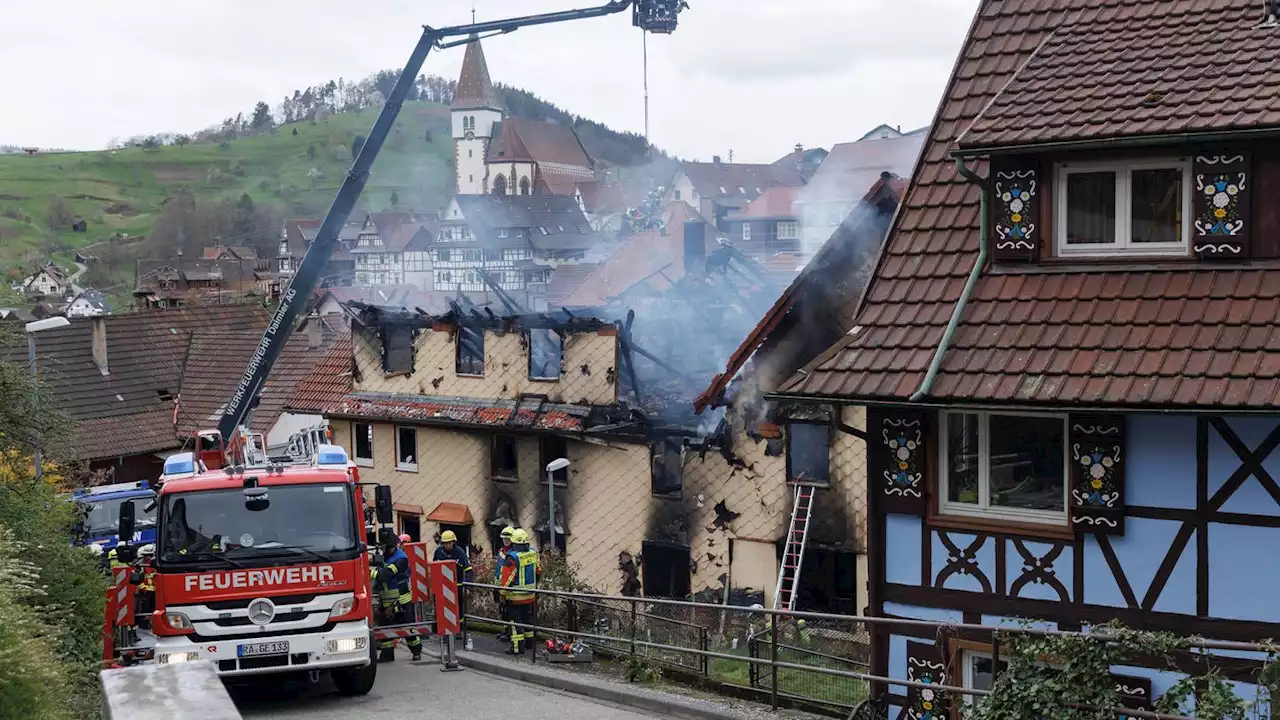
[[237, 641, 289, 657]]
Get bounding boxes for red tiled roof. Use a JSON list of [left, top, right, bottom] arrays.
[[563, 203, 708, 305], [453, 38, 499, 109], [731, 186, 799, 220], [488, 118, 592, 170], [326, 391, 592, 432], [779, 0, 1280, 410], [958, 0, 1280, 152], [73, 408, 180, 461], [287, 331, 353, 413], [426, 502, 475, 525]]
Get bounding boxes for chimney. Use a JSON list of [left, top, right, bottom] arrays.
[[307, 313, 322, 349], [712, 155, 722, 166], [683, 220, 707, 277], [91, 316, 108, 376], [604, 170, 614, 188], [794, 143, 804, 173]]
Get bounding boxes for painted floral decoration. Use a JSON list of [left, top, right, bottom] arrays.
[[884, 421, 922, 498], [907, 655, 947, 720], [994, 170, 1037, 251], [1072, 443, 1120, 508], [1195, 175, 1244, 235]]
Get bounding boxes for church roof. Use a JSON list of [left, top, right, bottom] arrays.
[[453, 37, 499, 110], [486, 118, 592, 170]]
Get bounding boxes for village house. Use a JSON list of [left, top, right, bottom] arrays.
[[0, 304, 346, 482], [664, 152, 807, 231], [64, 289, 109, 318], [23, 263, 71, 299], [722, 186, 802, 262], [774, 0, 1280, 715], [134, 254, 275, 309], [322, 167, 906, 611], [793, 125, 926, 260], [278, 218, 362, 284], [351, 211, 436, 287], [452, 38, 595, 198]]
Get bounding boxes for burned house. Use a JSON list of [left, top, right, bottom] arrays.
[[133, 257, 276, 309]]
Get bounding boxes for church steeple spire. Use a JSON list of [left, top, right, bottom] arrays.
[[453, 37, 499, 110]]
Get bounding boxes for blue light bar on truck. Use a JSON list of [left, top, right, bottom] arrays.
[[71, 480, 151, 498], [315, 444, 349, 467], [162, 452, 197, 479]]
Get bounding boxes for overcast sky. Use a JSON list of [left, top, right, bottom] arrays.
[[3, 0, 978, 161]]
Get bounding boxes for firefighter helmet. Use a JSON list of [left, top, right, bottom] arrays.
[[397, 533, 411, 545], [500, 525, 515, 539], [510, 529, 530, 544], [441, 530, 457, 543]]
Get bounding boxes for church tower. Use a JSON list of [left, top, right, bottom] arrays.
[[452, 38, 503, 195]]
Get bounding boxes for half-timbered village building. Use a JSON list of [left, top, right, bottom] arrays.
[[773, 0, 1280, 715]]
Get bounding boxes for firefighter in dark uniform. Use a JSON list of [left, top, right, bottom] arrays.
[[373, 533, 421, 662], [434, 530, 473, 645], [500, 529, 540, 654]]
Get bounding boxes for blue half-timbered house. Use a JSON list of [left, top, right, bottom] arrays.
[[771, 0, 1280, 716]]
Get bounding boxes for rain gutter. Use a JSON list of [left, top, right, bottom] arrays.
[[951, 126, 1280, 158], [909, 155, 988, 401]]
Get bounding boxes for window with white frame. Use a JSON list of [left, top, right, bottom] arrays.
[[353, 422, 374, 467], [1055, 159, 1192, 257], [777, 221, 799, 239], [395, 426, 418, 471], [742, 223, 752, 241], [938, 410, 1068, 524], [959, 650, 1005, 707]]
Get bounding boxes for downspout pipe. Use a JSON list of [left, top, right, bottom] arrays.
[[909, 156, 989, 401]]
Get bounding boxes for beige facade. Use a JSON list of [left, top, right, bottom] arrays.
[[332, 315, 870, 613]]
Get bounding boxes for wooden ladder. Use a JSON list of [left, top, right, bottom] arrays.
[[773, 484, 815, 611]]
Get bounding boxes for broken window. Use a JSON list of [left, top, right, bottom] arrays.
[[492, 434, 518, 481], [456, 324, 485, 375], [398, 513, 421, 543], [787, 422, 830, 485], [650, 440, 683, 497], [528, 328, 562, 380], [353, 422, 373, 466], [541, 437, 569, 487], [381, 326, 414, 374], [641, 541, 691, 599], [395, 426, 417, 471]]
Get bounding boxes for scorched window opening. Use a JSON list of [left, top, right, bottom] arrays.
[[381, 325, 414, 374], [541, 437, 569, 487], [786, 422, 831, 485], [353, 423, 374, 467], [395, 426, 418, 472], [491, 434, 519, 481], [456, 324, 485, 376], [528, 328, 562, 380], [650, 440, 684, 497], [158, 484, 359, 568], [938, 410, 1069, 526]]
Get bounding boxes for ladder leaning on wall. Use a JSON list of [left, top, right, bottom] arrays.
[[773, 484, 815, 611]]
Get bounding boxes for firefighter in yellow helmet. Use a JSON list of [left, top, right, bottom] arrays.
[[434, 530, 473, 645], [499, 528, 540, 654], [494, 525, 516, 641]]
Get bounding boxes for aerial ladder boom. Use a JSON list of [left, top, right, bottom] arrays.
[[215, 0, 686, 443]]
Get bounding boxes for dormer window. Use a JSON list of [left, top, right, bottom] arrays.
[[1054, 159, 1191, 258]]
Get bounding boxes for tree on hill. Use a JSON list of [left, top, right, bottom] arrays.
[[45, 195, 76, 231], [251, 101, 274, 130]]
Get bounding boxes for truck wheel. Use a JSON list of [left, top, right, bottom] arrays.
[[332, 645, 378, 696]]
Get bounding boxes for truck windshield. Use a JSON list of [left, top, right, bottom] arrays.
[[159, 484, 357, 564], [84, 496, 157, 534]]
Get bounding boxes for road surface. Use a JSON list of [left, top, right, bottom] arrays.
[[233, 654, 664, 720]]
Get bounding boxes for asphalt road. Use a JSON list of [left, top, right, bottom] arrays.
[[232, 652, 664, 720]]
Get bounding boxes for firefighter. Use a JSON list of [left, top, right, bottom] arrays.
[[500, 529, 540, 654], [134, 544, 157, 630], [373, 533, 421, 662], [434, 530, 473, 645], [494, 525, 516, 641]]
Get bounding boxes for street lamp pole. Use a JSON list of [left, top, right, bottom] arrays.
[[25, 316, 71, 479], [545, 458, 571, 551]]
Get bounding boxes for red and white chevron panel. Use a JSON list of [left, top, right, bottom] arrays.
[[404, 542, 431, 604], [429, 559, 460, 636], [373, 622, 435, 641], [111, 566, 134, 627]]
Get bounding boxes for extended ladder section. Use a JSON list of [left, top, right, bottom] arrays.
[[773, 484, 815, 611]]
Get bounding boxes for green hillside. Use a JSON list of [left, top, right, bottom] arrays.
[[0, 102, 456, 305]]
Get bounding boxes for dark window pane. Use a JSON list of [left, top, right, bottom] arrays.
[[787, 423, 830, 484], [456, 325, 485, 375], [529, 329, 562, 379], [650, 441, 683, 495], [1131, 167, 1183, 244], [1065, 171, 1116, 245], [946, 413, 980, 505], [542, 437, 569, 485], [397, 427, 416, 466], [383, 326, 414, 373], [492, 435, 518, 478], [988, 414, 1065, 512], [354, 423, 373, 460]]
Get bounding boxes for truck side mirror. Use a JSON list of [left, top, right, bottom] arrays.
[[118, 500, 136, 543], [375, 485, 393, 525]]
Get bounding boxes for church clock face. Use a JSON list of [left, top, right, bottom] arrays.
[[464, 131, 475, 140]]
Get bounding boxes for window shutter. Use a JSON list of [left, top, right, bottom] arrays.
[[1068, 414, 1126, 535], [1111, 673, 1153, 713], [990, 158, 1040, 262], [1193, 153, 1251, 259], [869, 407, 927, 515], [905, 641, 949, 719]]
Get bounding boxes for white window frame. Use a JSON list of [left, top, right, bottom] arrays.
[[937, 410, 1069, 526], [395, 425, 418, 472], [777, 221, 799, 240], [742, 224, 752, 241], [960, 650, 999, 708], [353, 422, 374, 468], [1053, 158, 1193, 258]]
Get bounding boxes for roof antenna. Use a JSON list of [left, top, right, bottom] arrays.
[[471, 0, 476, 23]]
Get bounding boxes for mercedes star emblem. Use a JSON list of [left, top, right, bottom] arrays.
[[247, 598, 276, 626]]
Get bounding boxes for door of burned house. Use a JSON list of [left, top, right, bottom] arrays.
[[777, 542, 858, 615]]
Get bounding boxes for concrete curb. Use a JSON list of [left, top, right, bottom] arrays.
[[424, 649, 749, 720]]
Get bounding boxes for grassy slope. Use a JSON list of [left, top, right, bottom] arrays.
[[0, 102, 455, 305]]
